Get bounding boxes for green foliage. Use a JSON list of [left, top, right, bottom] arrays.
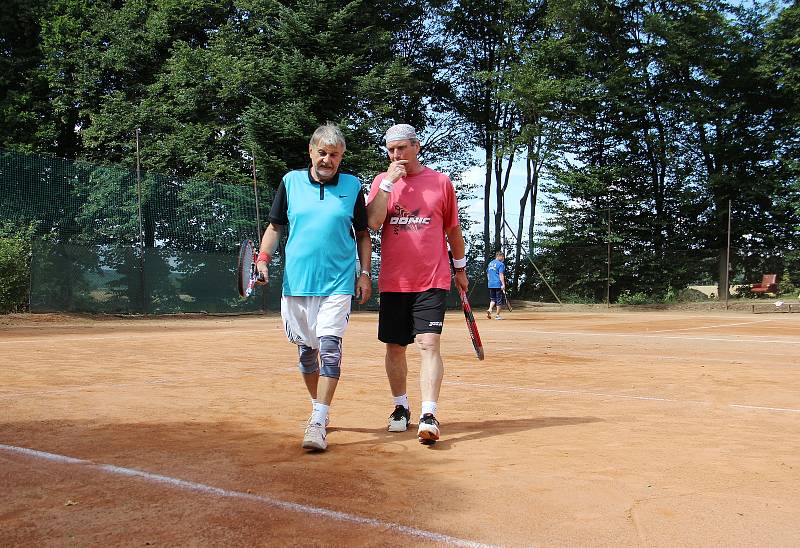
[[561, 292, 597, 305], [676, 288, 711, 303], [0, 223, 35, 313], [616, 290, 648, 306], [779, 270, 796, 296]]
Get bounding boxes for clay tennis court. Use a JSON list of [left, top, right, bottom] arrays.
[[1, 308, 799, 546]]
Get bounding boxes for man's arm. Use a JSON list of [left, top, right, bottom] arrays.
[[366, 187, 390, 230], [366, 160, 407, 230], [445, 224, 468, 292], [256, 223, 283, 280], [354, 230, 372, 304], [499, 271, 506, 290]]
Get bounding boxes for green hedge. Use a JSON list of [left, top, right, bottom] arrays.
[[0, 224, 34, 313]]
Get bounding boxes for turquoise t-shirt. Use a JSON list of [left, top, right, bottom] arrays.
[[268, 169, 367, 296]]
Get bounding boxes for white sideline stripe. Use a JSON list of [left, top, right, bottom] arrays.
[[647, 319, 774, 333], [0, 328, 274, 345], [444, 381, 800, 413], [478, 328, 800, 345], [0, 444, 493, 548], [445, 380, 707, 405], [729, 404, 800, 413]]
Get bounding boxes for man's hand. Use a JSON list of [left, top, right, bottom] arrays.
[[455, 270, 469, 293], [385, 160, 408, 183], [356, 273, 372, 304], [256, 260, 269, 285]]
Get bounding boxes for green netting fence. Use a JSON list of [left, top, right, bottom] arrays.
[[2, 148, 796, 314], [1, 148, 280, 314]]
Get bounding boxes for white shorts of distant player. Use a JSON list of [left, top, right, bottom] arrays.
[[281, 294, 352, 349]]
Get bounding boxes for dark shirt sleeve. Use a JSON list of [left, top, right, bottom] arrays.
[[268, 180, 289, 225], [352, 190, 367, 232]]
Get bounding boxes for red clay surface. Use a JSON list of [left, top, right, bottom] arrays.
[[1, 309, 799, 547]]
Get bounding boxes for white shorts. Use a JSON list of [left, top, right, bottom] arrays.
[[281, 294, 352, 348]]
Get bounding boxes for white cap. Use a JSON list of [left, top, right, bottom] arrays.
[[384, 124, 418, 144]]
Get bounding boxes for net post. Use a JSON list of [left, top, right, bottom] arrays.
[[135, 128, 147, 316], [725, 199, 731, 310], [606, 206, 611, 308]]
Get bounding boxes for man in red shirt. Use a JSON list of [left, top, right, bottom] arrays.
[[366, 124, 469, 444]]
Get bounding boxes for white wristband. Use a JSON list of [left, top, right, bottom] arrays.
[[379, 178, 394, 193], [360, 270, 371, 278], [452, 257, 467, 269]]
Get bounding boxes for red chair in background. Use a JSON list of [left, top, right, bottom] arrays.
[[750, 274, 778, 296]]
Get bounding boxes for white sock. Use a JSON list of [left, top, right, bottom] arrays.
[[311, 398, 319, 411], [311, 403, 329, 426], [393, 394, 409, 410], [421, 400, 437, 418]]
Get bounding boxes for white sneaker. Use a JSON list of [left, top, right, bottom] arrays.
[[302, 422, 327, 450], [307, 415, 330, 427], [495, 315, 503, 320], [417, 413, 440, 444]]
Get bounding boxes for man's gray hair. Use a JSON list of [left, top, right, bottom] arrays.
[[310, 122, 346, 151]]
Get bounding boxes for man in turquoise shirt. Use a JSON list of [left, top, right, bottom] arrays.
[[256, 123, 372, 451]]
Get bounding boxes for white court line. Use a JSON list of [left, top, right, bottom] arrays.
[[444, 380, 800, 413], [0, 328, 271, 346], [0, 444, 493, 548], [478, 328, 800, 345], [729, 404, 800, 413], [5, 371, 800, 414], [647, 319, 774, 333], [445, 380, 708, 405]]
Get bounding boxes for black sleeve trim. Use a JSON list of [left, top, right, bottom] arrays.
[[352, 190, 368, 232], [268, 180, 289, 225]]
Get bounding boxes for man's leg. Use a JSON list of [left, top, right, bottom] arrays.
[[410, 289, 446, 444], [385, 343, 408, 398], [298, 345, 320, 399], [385, 343, 412, 431], [487, 298, 495, 319], [303, 292, 350, 451], [416, 332, 443, 443], [316, 335, 342, 406], [416, 333, 443, 402]]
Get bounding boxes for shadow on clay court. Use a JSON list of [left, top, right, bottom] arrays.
[[330, 415, 602, 450]]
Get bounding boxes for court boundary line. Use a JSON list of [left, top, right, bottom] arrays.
[[4, 375, 799, 414], [444, 380, 800, 413], [0, 444, 493, 548], [2, 327, 797, 346], [477, 328, 800, 345], [646, 319, 774, 333]]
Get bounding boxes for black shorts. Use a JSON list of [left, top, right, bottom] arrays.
[[489, 287, 505, 304], [378, 289, 447, 346]]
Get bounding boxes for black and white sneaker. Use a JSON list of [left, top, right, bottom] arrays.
[[417, 413, 440, 444], [388, 405, 411, 432]]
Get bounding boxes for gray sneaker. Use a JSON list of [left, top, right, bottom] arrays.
[[302, 422, 327, 450]]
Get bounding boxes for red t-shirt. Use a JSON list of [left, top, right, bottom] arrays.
[[367, 166, 460, 293]]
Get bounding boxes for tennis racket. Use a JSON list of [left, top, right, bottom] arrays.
[[449, 252, 484, 361], [502, 288, 513, 312], [237, 239, 266, 298]]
